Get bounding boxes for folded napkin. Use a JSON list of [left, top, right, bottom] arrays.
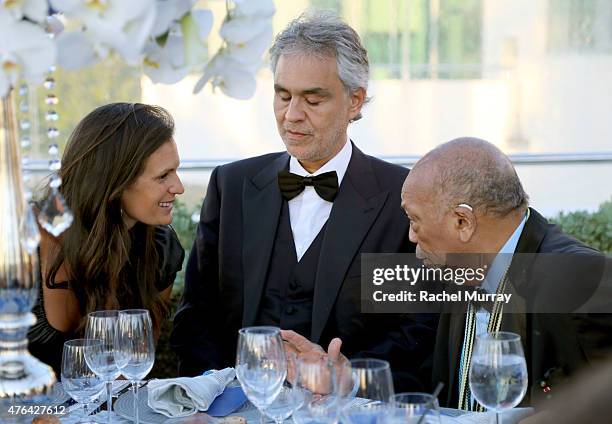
[[147, 368, 236, 418]]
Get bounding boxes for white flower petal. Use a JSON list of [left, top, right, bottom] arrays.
[[0, 17, 55, 84], [23, 0, 49, 23], [220, 15, 270, 44], [217, 68, 257, 100], [151, 0, 194, 37], [55, 31, 98, 70], [181, 12, 207, 66], [233, 0, 275, 18], [143, 34, 189, 84], [191, 9, 213, 39], [49, 0, 81, 13], [225, 24, 272, 65]]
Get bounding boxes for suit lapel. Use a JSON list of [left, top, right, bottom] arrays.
[[242, 154, 289, 327], [311, 145, 388, 343]]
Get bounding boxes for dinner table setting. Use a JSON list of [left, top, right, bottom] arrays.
[[46, 312, 534, 424]]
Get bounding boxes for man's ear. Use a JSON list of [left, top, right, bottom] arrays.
[[453, 205, 477, 243], [348, 87, 366, 120]]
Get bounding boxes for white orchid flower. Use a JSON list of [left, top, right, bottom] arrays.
[[219, 14, 271, 45], [151, 0, 194, 37], [180, 9, 212, 67], [225, 24, 272, 65], [232, 0, 275, 18], [143, 8, 211, 85], [55, 30, 100, 70], [193, 51, 256, 99], [0, 9, 56, 98], [143, 33, 189, 84], [51, 0, 156, 65], [1, 0, 48, 23]]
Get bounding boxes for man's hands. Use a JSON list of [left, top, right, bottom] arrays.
[[281, 330, 348, 364], [281, 330, 351, 395]]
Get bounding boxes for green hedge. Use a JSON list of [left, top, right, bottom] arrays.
[[151, 198, 612, 378], [550, 198, 612, 254]]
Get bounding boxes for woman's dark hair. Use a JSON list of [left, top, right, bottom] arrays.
[[46, 102, 175, 334]]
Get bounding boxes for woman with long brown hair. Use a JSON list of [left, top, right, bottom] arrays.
[[28, 102, 185, 376]]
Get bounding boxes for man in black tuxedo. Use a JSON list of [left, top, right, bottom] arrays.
[[401, 137, 612, 409], [171, 11, 435, 388]]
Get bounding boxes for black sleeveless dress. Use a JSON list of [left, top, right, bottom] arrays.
[[27, 225, 184, 377]]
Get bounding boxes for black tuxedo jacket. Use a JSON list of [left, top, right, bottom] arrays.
[[433, 208, 612, 407], [171, 144, 436, 389]]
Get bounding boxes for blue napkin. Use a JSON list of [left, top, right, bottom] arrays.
[[206, 385, 248, 417]]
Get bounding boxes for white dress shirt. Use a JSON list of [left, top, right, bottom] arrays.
[[288, 140, 352, 261]]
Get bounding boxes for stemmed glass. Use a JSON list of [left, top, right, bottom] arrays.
[[292, 354, 339, 424], [235, 326, 287, 424], [84, 310, 121, 424], [61, 339, 106, 423], [338, 358, 395, 424], [469, 331, 528, 424], [387, 393, 442, 424], [115, 309, 155, 424]]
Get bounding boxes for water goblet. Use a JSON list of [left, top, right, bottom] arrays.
[[61, 339, 106, 423], [115, 309, 155, 424], [469, 331, 528, 424], [387, 392, 442, 424], [84, 310, 121, 423], [235, 326, 287, 424], [338, 358, 395, 424]]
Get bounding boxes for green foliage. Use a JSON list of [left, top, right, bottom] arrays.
[[169, 200, 199, 290], [550, 198, 612, 254]]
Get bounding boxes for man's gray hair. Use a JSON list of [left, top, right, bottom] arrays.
[[418, 138, 529, 217], [269, 10, 370, 121]]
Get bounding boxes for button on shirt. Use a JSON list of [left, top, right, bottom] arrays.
[[288, 140, 352, 261]]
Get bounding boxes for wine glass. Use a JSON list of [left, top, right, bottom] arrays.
[[338, 358, 395, 424], [262, 380, 303, 424], [387, 392, 441, 424], [84, 310, 121, 424], [115, 309, 155, 424], [235, 326, 287, 424], [292, 354, 339, 424], [469, 331, 528, 424], [61, 339, 106, 423]]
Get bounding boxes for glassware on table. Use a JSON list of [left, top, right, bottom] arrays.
[[469, 331, 528, 424], [387, 392, 442, 424], [62, 339, 106, 423], [84, 310, 121, 424], [235, 326, 287, 424], [338, 358, 395, 424], [115, 309, 155, 424], [262, 379, 303, 424], [292, 354, 339, 424]]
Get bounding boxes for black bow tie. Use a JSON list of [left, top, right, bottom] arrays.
[[277, 170, 339, 202]]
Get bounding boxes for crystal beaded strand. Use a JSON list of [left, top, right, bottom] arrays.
[[17, 83, 41, 253], [37, 65, 74, 237]]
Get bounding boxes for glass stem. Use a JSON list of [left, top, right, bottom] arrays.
[[133, 380, 139, 424], [496, 411, 501, 424], [260, 409, 266, 424], [106, 380, 113, 423], [80, 403, 89, 423]]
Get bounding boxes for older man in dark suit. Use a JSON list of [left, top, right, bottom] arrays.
[[171, 11, 435, 390], [401, 137, 612, 409]]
